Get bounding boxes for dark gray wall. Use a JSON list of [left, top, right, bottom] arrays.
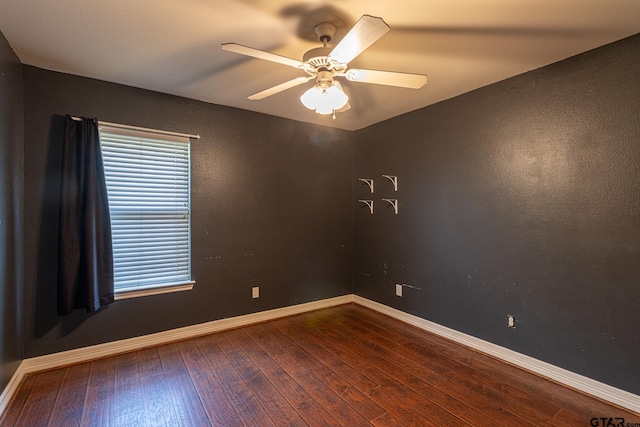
[[23, 66, 353, 358], [353, 33, 640, 394], [12, 28, 640, 397], [0, 30, 23, 390]]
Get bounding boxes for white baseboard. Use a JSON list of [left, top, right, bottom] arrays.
[[353, 295, 640, 414], [0, 294, 353, 416], [22, 295, 354, 374], [2, 294, 638, 416], [0, 363, 26, 417]]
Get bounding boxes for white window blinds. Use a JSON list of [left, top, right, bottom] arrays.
[[100, 127, 192, 292]]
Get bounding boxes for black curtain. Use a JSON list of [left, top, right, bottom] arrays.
[[58, 115, 114, 315]]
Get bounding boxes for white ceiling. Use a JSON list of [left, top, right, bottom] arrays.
[[1, 0, 639, 131]]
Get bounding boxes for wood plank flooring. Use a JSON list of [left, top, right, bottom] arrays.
[[2, 303, 639, 426]]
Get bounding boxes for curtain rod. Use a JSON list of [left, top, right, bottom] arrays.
[[70, 116, 200, 140]]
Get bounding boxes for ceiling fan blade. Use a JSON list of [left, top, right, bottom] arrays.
[[222, 43, 306, 69], [345, 69, 427, 89], [248, 76, 313, 100], [328, 15, 390, 65]]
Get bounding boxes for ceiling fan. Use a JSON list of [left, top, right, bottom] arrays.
[[221, 15, 428, 116]]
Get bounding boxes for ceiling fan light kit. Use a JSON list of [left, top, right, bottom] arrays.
[[222, 14, 427, 117], [300, 83, 348, 115], [300, 71, 348, 114]]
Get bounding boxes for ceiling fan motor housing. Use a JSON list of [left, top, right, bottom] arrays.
[[302, 47, 347, 76], [303, 47, 333, 65]]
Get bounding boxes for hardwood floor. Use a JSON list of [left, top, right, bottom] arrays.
[[2, 304, 639, 426]]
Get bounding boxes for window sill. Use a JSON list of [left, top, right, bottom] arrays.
[[114, 281, 195, 300]]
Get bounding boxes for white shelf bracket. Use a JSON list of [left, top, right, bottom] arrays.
[[358, 199, 374, 214], [382, 175, 398, 191], [382, 198, 398, 214], [358, 178, 374, 193]]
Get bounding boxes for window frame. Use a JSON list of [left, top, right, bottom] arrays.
[[99, 123, 196, 299]]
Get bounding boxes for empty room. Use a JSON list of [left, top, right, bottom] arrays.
[[1, 1, 639, 425]]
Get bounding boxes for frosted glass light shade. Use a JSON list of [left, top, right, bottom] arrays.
[[300, 86, 322, 110], [325, 85, 348, 110]]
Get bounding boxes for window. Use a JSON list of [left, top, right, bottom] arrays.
[[100, 125, 194, 299]]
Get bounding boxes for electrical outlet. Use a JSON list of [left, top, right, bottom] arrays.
[[252, 287, 259, 299], [507, 315, 516, 328], [395, 284, 402, 297]]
